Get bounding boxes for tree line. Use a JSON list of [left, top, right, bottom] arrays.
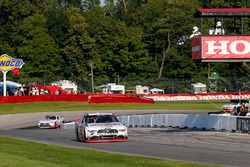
[[0, 0, 249, 92]]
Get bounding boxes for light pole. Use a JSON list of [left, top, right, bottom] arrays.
[[90, 63, 94, 93]]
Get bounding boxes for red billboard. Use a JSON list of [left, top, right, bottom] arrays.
[[201, 36, 250, 62]]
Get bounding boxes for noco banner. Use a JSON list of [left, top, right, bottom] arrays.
[[0, 54, 24, 96], [0, 54, 24, 72], [202, 36, 250, 60]]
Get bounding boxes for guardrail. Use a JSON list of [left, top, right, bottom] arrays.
[[117, 114, 238, 131], [62, 114, 250, 133]]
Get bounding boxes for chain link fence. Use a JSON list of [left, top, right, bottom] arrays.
[[11, 76, 250, 94], [71, 77, 250, 94]]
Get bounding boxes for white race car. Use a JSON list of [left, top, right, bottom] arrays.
[[221, 99, 249, 114], [38, 115, 64, 129], [75, 113, 128, 142]]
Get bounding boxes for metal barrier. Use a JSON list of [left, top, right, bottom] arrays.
[[62, 114, 250, 133], [118, 114, 238, 131], [237, 117, 250, 132]]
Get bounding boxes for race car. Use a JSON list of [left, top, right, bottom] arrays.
[[38, 115, 64, 129], [75, 113, 128, 143], [221, 99, 249, 114], [209, 99, 250, 116]]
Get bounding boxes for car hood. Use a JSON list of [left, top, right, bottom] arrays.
[[39, 120, 56, 123], [86, 122, 126, 129], [221, 104, 238, 108]]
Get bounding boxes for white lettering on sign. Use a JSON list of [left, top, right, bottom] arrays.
[[206, 41, 229, 54], [206, 40, 250, 55], [230, 40, 250, 54]]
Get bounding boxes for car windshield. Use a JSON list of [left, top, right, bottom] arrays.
[[46, 115, 56, 120], [85, 115, 118, 124]]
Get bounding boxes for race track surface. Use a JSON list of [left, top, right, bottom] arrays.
[[1, 110, 250, 167]]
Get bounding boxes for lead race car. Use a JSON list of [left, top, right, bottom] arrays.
[[75, 113, 128, 142], [38, 115, 64, 129]]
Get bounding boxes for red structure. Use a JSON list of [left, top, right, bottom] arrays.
[[0, 94, 154, 104], [88, 94, 154, 104], [192, 8, 250, 62]]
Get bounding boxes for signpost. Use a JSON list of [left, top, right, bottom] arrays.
[[0, 54, 24, 96]]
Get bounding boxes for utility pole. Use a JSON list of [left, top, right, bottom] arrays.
[[90, 63, 94, 93]]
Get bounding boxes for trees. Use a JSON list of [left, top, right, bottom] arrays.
[[0, 0, 249, 92], [63, 7, 96, 81], [17, 14, 62, 83]]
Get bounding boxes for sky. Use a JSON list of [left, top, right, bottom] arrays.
[[100, 0, 105, 6]]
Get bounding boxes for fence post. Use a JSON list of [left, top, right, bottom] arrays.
[[150, 114, 153, 127], [128, 116, 130, 127]]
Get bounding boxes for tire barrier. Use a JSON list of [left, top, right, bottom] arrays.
[[117, 114, 238, 131]]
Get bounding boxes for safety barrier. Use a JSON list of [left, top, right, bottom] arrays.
[[0, 94, 89, 103], [88, 94, 154, 104], [62, 114, 245, 132], [0, 94, 154, 104], [117, 114, 238, 131]]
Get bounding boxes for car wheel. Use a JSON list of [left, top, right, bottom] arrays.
[[76, 127, 80, 141], [83, 131, 87, 141]]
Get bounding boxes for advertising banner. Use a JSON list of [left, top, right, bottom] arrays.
[[0, 54, 24, 96], [145, 93, 250, 101], [202, 36, 250, 60], [0, 54, 24, 72]]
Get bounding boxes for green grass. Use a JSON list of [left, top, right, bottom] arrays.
[[0, 136, 220, 167], [0, 101, 226, 115]]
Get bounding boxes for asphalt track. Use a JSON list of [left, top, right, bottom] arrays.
[[1, 110, 250, 167]]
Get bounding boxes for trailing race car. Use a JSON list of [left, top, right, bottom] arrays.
[[209, 99, 249, 116], [38, 115, 64, 129], [75, 113, 128, 143], [221, 99, 249, 115]]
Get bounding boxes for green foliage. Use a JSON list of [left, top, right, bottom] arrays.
[[0, 0, 249, 92], [0, 101, 225, 115], [17, 14, 62, 83], [0, 136, 215, 167]]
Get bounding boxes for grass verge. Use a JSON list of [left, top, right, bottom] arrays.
[[0, 101, 226, 115], [0, 136, 220, 167]]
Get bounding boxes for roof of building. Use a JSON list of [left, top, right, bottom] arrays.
[[194, 8, 250, 17]]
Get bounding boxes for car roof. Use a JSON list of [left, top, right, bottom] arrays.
[[84, 113, 114, 116], [46, 115, 62, 117]]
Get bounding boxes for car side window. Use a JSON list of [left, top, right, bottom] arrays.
[[83, 117, 87, 125]]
